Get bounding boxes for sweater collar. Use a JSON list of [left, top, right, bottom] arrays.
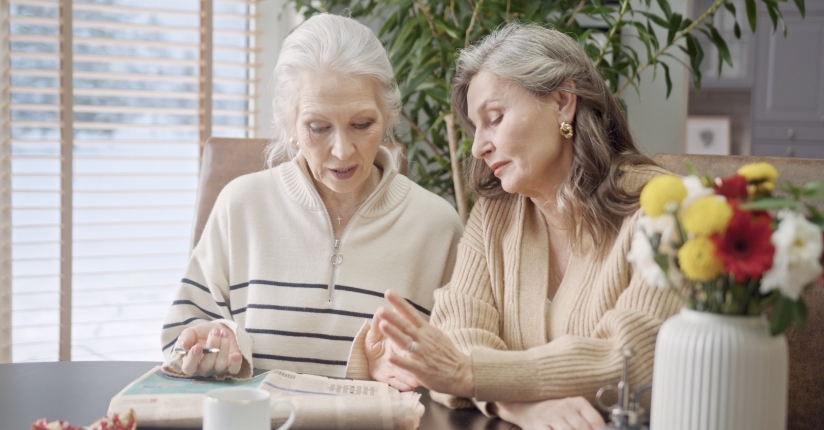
[[278, 145, 410, 218]]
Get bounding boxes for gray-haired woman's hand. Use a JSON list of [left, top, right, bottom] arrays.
[[492, 397, 606, 430], [364, 315, 421, 391], [372, 290, 475, 398]]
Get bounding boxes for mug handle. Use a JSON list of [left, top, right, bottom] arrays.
[[270, 398, 296, 430]]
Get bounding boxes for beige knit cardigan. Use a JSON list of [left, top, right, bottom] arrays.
[[430, 166, 682, 410]]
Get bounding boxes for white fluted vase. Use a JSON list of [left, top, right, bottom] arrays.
[[650, 308, 788, 430]]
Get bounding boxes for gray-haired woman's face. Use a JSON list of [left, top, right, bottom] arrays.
[[293, 73, 384, 197], [467, 71, 575, 199]]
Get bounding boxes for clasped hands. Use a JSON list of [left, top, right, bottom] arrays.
[[366, 290, 605, 430]]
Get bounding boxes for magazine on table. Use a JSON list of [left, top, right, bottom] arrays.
[[108, 366, 424, 429]]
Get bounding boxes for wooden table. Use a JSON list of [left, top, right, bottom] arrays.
[[0, 361, 516, 429]]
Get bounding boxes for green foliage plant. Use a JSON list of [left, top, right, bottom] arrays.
[[290, 0, 807, 218]]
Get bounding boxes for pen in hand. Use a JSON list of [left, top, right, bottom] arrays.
[[171, 346, 220, 358]]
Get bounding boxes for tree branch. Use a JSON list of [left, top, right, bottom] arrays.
[[565, 0, 587, 28], [615, 0, 725, 96], [594, 0, 630, 68], [465, 0, 485, 48], [402, 111, 443, 158]]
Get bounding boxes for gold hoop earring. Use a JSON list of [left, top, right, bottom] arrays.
[[560, 121, 574, 139], [289, 137, 299, 148]]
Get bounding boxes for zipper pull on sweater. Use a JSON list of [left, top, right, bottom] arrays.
[[328, 239, 342, 302]]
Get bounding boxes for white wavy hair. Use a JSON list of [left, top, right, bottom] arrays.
[[265, 13, 402, 167]]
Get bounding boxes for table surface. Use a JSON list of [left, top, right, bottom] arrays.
[[0, 361, 516, 430]]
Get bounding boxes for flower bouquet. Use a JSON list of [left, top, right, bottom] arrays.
[[630, 162, 824, 430], [628, 162, 824, 335]]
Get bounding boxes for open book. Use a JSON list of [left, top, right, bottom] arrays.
[[108, 366, 424, 429]]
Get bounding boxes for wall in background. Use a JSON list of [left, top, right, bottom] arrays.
[[621, 0, 690, 157], [254, 1, 295, 140]]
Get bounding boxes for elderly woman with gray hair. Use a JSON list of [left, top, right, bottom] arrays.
[[367, 23, 682, 429], [159, 14, 462, 381]]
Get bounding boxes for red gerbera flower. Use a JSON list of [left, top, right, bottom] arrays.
[[714, 174, 749, 201], [711, 205, 775, 283]]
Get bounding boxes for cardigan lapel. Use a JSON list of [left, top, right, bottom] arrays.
[[514, 197, 550, 349]]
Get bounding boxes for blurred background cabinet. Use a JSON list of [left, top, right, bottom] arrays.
[[752, 12, 824, 158], [688, 1, 824, 158]]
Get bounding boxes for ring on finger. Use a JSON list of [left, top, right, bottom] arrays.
[[407, 341, 419, 354]]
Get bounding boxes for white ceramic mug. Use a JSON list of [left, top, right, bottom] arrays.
[[203, 387, 296, 430]]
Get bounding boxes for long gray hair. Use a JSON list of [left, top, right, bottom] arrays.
[[266, 14, 401, 167], [452, 22, 654, 252]]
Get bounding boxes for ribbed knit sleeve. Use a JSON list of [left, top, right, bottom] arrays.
[[430, 196, 681, 408], [159, 188, 254, 380], [429, 201, 508, 409], [470, 269, 681, 403]]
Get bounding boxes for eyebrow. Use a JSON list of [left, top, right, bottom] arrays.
[[300, 108, 379, 119], [468, 97, 501, 125]]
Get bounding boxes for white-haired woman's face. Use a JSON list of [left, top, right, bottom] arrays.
[[467, 71, 575, 199], [294, 73, 384, 197]]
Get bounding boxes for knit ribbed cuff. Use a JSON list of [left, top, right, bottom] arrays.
[[344, 320, 372, 380], [472, 347, 538, 402]]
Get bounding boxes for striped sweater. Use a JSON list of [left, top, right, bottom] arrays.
[[429, 166, 682, 411], [160, 147, 463, 379]]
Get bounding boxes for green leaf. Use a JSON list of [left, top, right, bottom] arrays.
[[724, 2, 736, 15], [661, 62, 673, 98], [794, 298, 809, 329], [734, 21, 741, 39], [783, 181, 803, 199], [806, 205, 824, 229], [684, 160, 699, 177], [766, 1, 779, 33], [794, 0, 806, 18], [741, 198, 802, 211], [640, 11, 669, 28], [802, 182, 824, 200], [710, 25, 733, 72], [770, 296, 795, 336], [667, 13, 682, 45], [654, 253, 670, 273], [744, 0, 757, 33], [656, 0, 672, 19], [402, 63, 439, 99]]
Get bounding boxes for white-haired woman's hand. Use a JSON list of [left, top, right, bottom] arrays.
[[364, 315, 421, 391], [175, 322, 243, 377], [492, 397, 606, 430], [370, 290, 475, 398]]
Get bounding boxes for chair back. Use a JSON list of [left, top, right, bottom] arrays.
[[653, 153, 824, 430], [191, 137, 408, 248]]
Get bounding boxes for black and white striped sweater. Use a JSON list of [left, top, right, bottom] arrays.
[[160, 147, 463, 379]]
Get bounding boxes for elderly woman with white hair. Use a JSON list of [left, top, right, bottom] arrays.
[[160, 14, 462, 380], [366, 23, 682, 429]]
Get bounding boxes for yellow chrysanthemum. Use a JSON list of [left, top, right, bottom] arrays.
[[737, 162, 778, 183], [640, 175, 687, 218], [678, 237, 724, 282], [681, 196, 733, 236]]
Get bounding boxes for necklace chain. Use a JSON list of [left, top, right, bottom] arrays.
[[329, 169, 379, 226]]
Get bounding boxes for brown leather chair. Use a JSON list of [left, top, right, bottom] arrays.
[[191, 137, 408, 248], [653, 153, 824, 430]]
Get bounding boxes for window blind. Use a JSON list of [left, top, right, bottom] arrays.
[[1, 0, 258, 363]]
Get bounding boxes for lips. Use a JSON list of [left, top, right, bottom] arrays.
[[489, 161, 510, 177], [329, 165, 358, 180]]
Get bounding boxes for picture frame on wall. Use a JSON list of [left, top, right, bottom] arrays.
[[685, 116, 731, 155]]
